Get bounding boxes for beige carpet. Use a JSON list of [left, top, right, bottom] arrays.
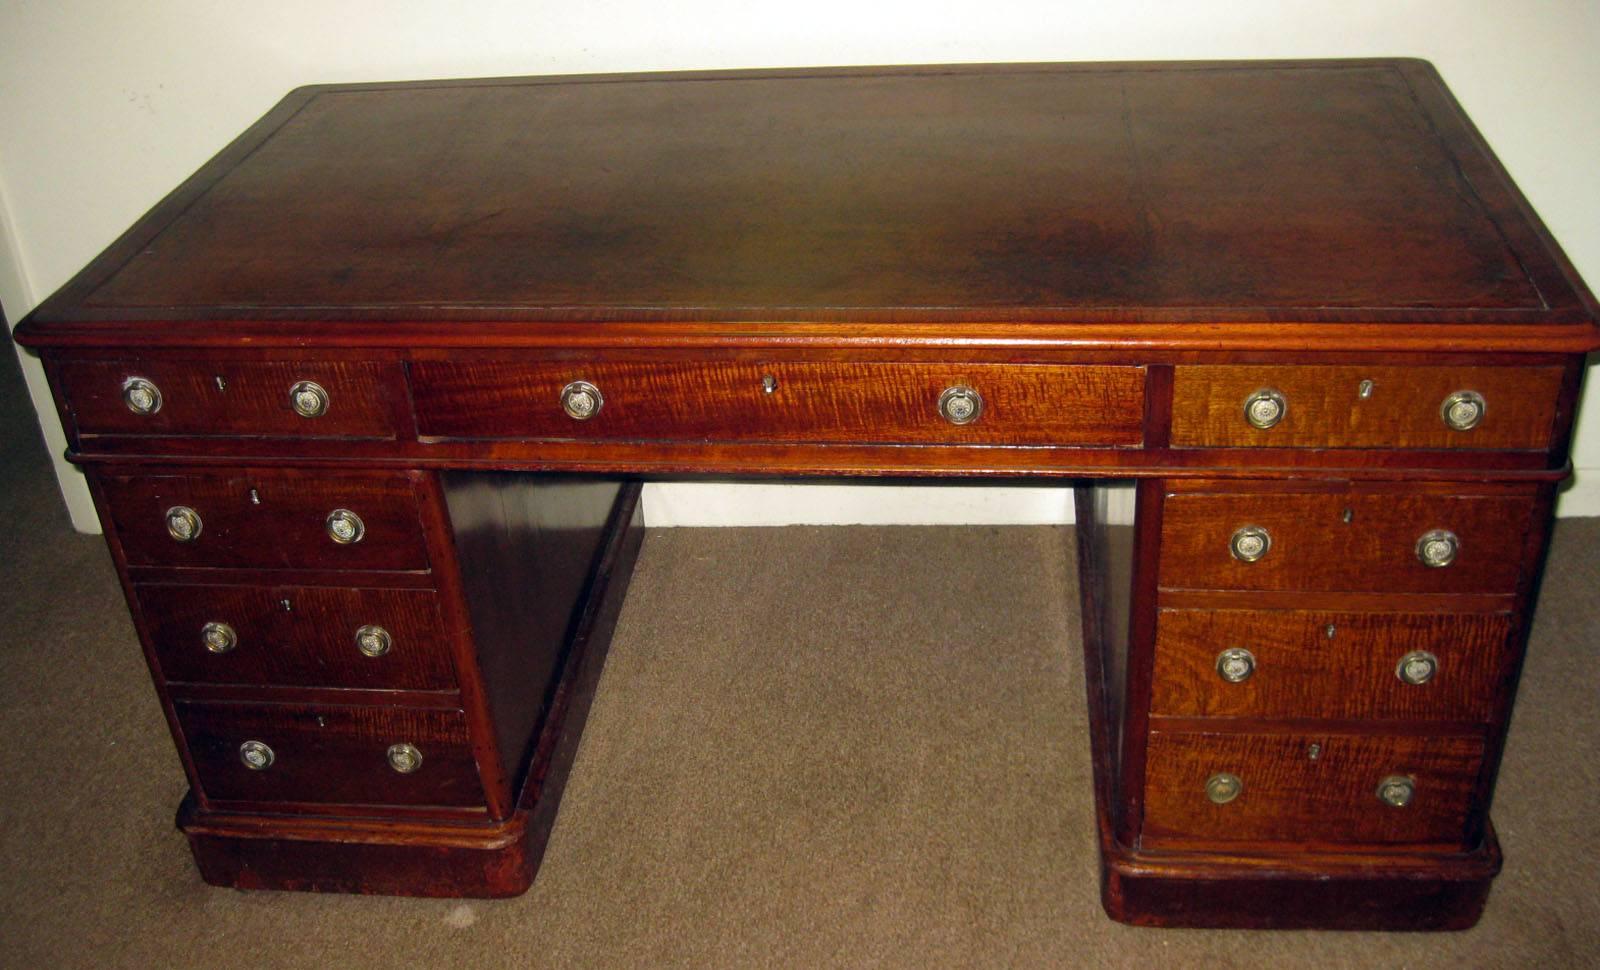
[[2, 333, 1598, 967]]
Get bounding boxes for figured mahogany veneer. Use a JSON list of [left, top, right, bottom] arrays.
[[13, 61, 1600, 926], [176, 701, 484, 809], [1170, 365, 1565, 450], [1151, 609, 1516, 721], [1142, 730, 1485, 847], [98, 470, 432, 571], [54, 359, 407, 439], [411, 360, 1146, 446], [137, 584, 455, 691], [1158, 485, 1538, 594]]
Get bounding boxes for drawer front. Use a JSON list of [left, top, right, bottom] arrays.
[[1142, 730, 1484, 847], [1151, 609, 1516, 721], [100, 471, 431, 571], [411, 360, 1146, 447], [176, 702, 483, 808], [55, 359, 403, 438], [137, 584, 456, 690], [1159, 489, 1535, 594], [1169, 365, 1564, 450]]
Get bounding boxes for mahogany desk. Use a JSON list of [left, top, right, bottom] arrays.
[[16, 61, 1599, 930]]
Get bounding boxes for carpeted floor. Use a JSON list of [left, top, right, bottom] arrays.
[[1, 327, 1597, 968]]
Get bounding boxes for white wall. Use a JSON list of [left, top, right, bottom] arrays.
[[2, 1, 1596, 531]]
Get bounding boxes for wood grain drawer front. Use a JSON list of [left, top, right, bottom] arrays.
[[137, 584, 456, 690], [176, 702, 484, 808], [1159, 490, 1535, 594], [55, 359, 403, 438], [1169, 365, 1564, 449], [1151, 609, 1516, 721], [410, 361, 1146, 446], [1142, 730, 1484, 847], [100, 471, 430, 571]]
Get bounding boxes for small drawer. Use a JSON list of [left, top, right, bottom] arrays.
[[1169, 365, 1564, 450], [137, 584, 456, 690], [1141, 729, 1484, 847], [176, 701, 484, 809], [54, 359, 404, 438], [410, 360, 1147, 447], [98, 470, 431, 571], [1150, 609, 1516, 721], [1158, 486, 1536, 595]]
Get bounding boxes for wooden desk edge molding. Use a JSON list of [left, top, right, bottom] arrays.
[[15, 60, 1599, 928]]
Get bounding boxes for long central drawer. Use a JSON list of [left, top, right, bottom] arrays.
[[410, 360, 1147, 446]]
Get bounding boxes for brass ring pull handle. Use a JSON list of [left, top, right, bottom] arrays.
[[325, 509, 366, 545], [165, 506, 203, 543], [1215, 648, 1256, 683], [386, 743, 423, 773], [1415, 530, 1459, 568], [937, 385, 983, 425], [201, 621, 238, 654], [239, 740, 275, 770], [1206, 773, 1243, 804], [355, 624, 392, 658], [1229, 525, 1271, 562], [1377, 775, 1415, 808], [289, 380, 330, 418], [560, 380, 603, 420], [122, 377, 163, 415], [1243, 388, 1286, 429], [1396, 651, 1438, 686], [1441, 390, 1486, 431]]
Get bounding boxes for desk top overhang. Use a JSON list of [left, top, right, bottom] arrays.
[[17, 60, 1600, 354]]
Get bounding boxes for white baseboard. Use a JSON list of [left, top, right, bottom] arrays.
[[643, 472, 1600, 529], [1557, 472, 1600, 518], [641, 482, 1137, 527]]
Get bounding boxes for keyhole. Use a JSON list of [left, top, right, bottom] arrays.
[[280, 599, 293, 612], [761, 374, 778, 394], [1308, 743, 1322, 761], [215, 375, 228, 392], [249, 488, 261, 506], [1341, 508, 1353, 524], [1325, 624, 1337, 639]]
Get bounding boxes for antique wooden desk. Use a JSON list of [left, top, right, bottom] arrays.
[[15, 61, 1599, 930]]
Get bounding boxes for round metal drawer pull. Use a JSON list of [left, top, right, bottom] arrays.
[[201, 621, 238, 654], [239, 740, 275, 770], [289, 380, 330, 418], [1229, 525, 1272, 562], [1396, 650, 1439, 686], [355, 624, 392, 658], [386, 742, 423, 774], [165, 506, 203, 543], [560, 380, 603, 420], [1243, 388, 1287, 430], [1215, 647, 1256, 684], [1415, 529, 1459, 569], [122, 376, 163, 415], [1377, 775, 1416, 808], [937, 385, 984, 425], [1205, 772, 1243, 804], [1441, 390, 1486, 432], [325, 509, 366, 545]]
